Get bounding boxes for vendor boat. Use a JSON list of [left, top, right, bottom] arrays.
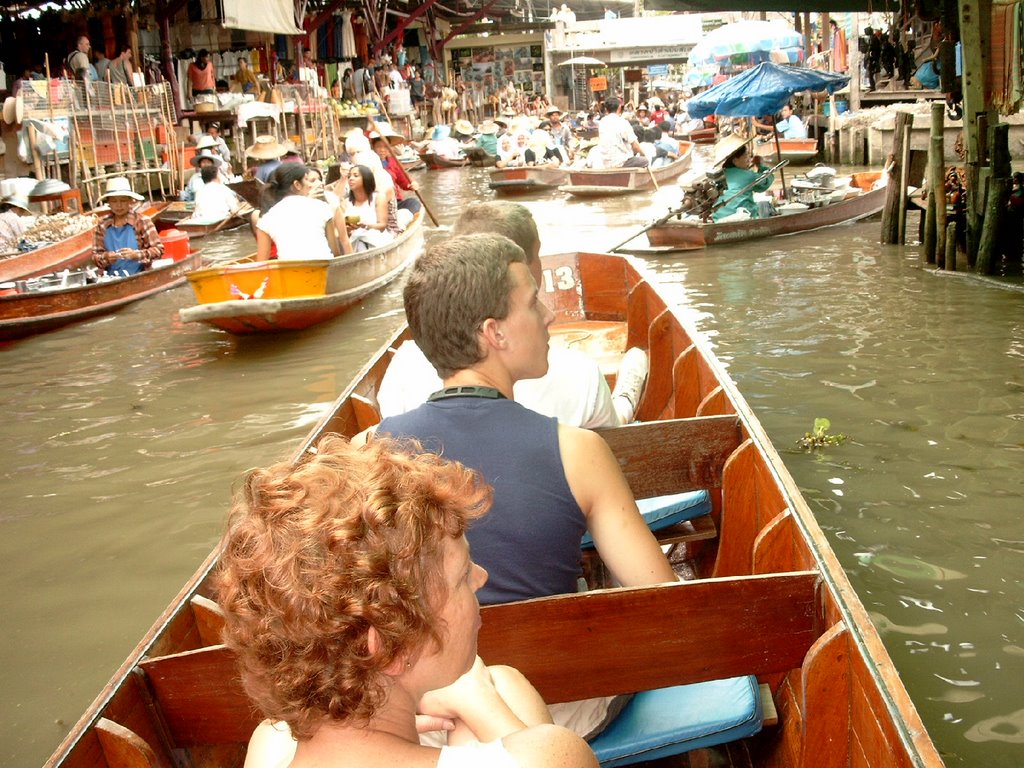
[[560, 143, 694, 197], [44, 250, 943, 768], [645, 172, 886, 251], [0, 249, 200, 341], [488, 165, 570, 194], [179, 212, 424, 334]]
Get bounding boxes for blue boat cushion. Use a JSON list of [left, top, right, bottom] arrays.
[[581, 490, 711, 549], [588, 675, 763, 767]]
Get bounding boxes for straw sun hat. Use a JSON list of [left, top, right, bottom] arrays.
[[190, 150, 226, 169], [1, 193, 31, 212], [477, 120, 499, 134], [713, 134, 755, 166], [2, 96, 24, 125], [99, 177, 144, 201], [453, 119, 475, 136], [245, 135, 288, 160]]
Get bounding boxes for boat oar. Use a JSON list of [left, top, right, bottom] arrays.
[[206, 203, 254, 236], [376, 102, 439, 226], [609, 160, 788, 253], [645, 162, 660, 191]]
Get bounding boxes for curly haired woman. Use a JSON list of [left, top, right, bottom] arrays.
[[217, 435, 596, 768]]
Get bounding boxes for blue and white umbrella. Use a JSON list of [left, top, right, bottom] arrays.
[[689, 20, 804, 67]]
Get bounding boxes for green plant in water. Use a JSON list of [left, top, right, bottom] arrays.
[[796, 417, 849, 450]]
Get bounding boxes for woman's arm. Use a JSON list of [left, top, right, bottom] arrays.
[[255, 229, 273, 260], [134, 216, 164, 264], [372, 193, 389, 231]]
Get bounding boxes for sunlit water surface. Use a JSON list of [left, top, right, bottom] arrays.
[[2, 166, 1022, 766]]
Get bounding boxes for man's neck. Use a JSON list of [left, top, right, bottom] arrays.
[[443, 367, 514, 400]]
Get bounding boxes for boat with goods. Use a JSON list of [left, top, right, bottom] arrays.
[[560, 143, 694, 197], [0, 247, 201, 341], [154, 201, 248, 239], [179, 211, 424, 334], [44, 251, 943, 768], [646, 171, 887, 251]]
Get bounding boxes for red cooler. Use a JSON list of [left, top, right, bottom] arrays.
[[160, 229, 190, 261]]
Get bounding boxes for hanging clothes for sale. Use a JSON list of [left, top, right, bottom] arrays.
[[341, 11, 357, 59]]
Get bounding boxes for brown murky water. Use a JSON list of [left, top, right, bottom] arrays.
[[3, 166, 1022, 766]]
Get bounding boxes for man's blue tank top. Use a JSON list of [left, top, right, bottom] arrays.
[[378, 397, 586, 605]]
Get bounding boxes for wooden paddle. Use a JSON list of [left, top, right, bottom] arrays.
[[208, 203, 254, 236], [376, 102, 439, 226]]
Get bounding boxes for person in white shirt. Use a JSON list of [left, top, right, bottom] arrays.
[[256, 163, 352, 260], [188, 166, 242, 223], [377, 201, 648, 428], [592, 96, 648, 168], [759, 103, 808, 139]]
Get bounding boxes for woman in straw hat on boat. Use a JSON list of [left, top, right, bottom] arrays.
[[246, 135, 289, 183], [712, 135, 775, 222], [92, 178, 164, 276]]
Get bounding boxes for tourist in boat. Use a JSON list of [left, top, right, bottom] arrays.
[[377, 201, 648, 429], [545, 107, 574, 162], [452, 119, 476, 146], [755, 103, 807, 140], [524, 130, 561, 167], [651, 120, 681, 168], [0, 194, 32, 253], [180, 149, 226, 202], [345, 164, 397, 252], [364, 232, 674, 737], [246, 135, 288, 183], [494, 134, 522, 168], [590, 96, 648, 168], [426, 124, 465, 161], [92, 178, 164, 276], [255, 163, 351, 260], [218, 435, 597, 768], [188, 165, 243, 224], [475, 119, 499, 156], [712, 135, 775, 222], [372, 135, 422, 215]]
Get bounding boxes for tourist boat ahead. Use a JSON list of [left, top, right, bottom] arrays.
[[154, 202, 248, 239], [488, 164, 570, 194], [0, 248, 200, 341], [420, 151, 470, 170], [560, 143, 694, 197], [179, 212, 424, 334], [43, 250, 944, 768], [756, 137, 820, 164], [646, 172, 886, 251]]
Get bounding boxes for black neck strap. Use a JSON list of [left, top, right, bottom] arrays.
[[427, 385, 507, 402]]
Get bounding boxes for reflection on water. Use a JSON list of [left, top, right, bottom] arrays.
[[3, 168, 1023, 766]]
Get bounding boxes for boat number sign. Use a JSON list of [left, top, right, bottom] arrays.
[[542, 266, 575, 293]]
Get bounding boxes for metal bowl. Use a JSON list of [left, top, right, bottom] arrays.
[[30, 178, 71, 197]]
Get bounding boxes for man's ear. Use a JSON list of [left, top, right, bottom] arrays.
[[479, 317, 506, 350]]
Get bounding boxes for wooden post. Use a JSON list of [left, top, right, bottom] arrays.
[[848, 13, 861, 112], [881, 110, 913, 243], [897, 123, 911, 244], [975, 123, 1012, 274], [924, 103, 946, 262], [944, 220, 958, 271]]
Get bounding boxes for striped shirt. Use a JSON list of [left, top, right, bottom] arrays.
[[92, 210, 163, 267]]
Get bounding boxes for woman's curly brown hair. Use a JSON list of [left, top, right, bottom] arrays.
[[214, 434, 491, 740]]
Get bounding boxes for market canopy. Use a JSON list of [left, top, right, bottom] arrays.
[[688, 20, 804, 66], [686, 62, 850, 118], [221, 0, 303, 35]]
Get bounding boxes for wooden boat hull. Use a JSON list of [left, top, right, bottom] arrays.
[[179, 214, 424, 334], [155, 202, 246, 239], [647, 184, 887, 250], [561, 144, 694, 197], [421, 152, 469, 169], [0, 252, 201, 341], [465, 147, 498, 167], [399, 157, 427, 172], [44, 252, 943, 768], [0, 228, 93, 283], [679, 126, 717, 144], [0, 205, 168, 283], [758, 137, 819, 164], [488, 166, 570, 194]]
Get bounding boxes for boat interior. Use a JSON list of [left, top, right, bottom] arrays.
[[47, 252, 940, 768]]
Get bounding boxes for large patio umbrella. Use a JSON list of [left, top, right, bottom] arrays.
[[686, 63, 850, 119], [686, 63, 850, 198], [558, 57, 608, 110], [688, 20, 804, 67]]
